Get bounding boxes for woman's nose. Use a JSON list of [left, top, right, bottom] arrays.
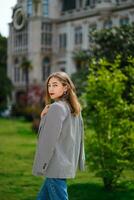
[[48, 86, 53, 91]]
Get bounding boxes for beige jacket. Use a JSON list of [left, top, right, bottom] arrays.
[[32, 100, 85, 178]]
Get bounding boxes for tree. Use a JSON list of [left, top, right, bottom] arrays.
[[72, 24, 134, 101], [90, 24, 134, 63], [91, 24, 134, 104], [20, 57, 32, 105], [82, 56, 134, 190], [71, 50, 90, 97], [0, 34, 12, 111]]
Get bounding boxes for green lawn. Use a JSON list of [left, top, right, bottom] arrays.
[[0, 118, 134, 200]]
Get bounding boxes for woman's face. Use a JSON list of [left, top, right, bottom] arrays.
[[48, 77, 67, 100]]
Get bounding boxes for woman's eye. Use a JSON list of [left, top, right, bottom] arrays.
[[48, 84, 58, 88]]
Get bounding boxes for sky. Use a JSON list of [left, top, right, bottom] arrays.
[[0, 0, 17, 37]]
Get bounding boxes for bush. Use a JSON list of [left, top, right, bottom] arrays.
[[12, 104, 42, 120], [82, 56, 134, 190]]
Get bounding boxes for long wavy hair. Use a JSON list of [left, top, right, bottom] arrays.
[[44, 71, 81, 116]]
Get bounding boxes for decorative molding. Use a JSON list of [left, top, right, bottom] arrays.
[[13, 7, 26, 30]]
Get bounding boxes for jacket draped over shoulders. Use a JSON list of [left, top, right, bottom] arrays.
[[32, 100, 85, 178]]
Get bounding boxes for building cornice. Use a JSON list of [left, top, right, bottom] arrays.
[[58, 4, 134, 23]]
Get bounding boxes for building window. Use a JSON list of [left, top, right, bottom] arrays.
[[59, 33, 67, 49], [27, 0, 32, 16], [14, 57, 19, 65], [103, 20, 113, 29], [41, 23, 52, 47], [62, 0, 76, 11], [23, 32, 28, 46], [120, 17, 129, 26], [22, 69, 26, 82], [42, 33, 52, 46], [14, 58, 20, 82], [60, 67, 66, 72], [42, 57, 51, 81], [14, 67, 20, 82], [42, 23, 52, 32], [14, 34, 22, 48], [74, 26, 83, 45], [14, 29, 28, 52], [116, 0, 128, 4], [58, 61, 66, 72], [79, 0, 83, 7], [42, 0, 49, 17], [86, 0, 96, 7]]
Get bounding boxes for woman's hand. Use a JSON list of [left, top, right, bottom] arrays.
[[40, 104, 51, 118]]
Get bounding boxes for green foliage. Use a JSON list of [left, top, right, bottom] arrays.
[[0, 34, 7, 67], [0, 34, 12, 111], [20, 57, 32, 72], [90, 24, 134, 62], [0, 69, 12, 110], [71, 66, 89, 97], [72, 24, 134, 100], [20, 57, 33, 104], [122, 56, 134, 104], [12, 104, 42, 121], [82, 56, 134, 190], [71, 50, 91, 97], [90, 25, 134, 104]]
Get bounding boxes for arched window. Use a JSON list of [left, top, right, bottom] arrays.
[[14, 57, 19, 64], [14, 58, 20, 82], [42, 57, 51, 81]]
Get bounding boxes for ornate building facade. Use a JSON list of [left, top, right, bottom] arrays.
[[7, 0, 134, 100]]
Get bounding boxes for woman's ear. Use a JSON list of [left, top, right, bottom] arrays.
[[64, 85, 68, 92]]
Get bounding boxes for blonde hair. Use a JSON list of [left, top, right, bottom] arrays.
[[44, 71, 81, 116]]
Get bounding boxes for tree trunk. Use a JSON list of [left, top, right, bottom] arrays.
[[25, 69, 29, 105], [103, 177, 114, 191]]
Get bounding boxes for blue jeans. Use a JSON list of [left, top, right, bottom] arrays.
[[36, 178, 69, 200]]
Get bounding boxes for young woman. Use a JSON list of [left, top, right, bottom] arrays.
[[32, 71, 85, 200]]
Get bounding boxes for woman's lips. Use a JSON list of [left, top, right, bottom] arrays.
[[50, 93, 55, 96]]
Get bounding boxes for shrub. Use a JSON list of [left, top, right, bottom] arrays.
[[82, 56, 134, 190]]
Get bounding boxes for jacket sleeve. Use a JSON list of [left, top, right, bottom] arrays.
[[78, 113, 85, 171], [32, 102, 67, 175]]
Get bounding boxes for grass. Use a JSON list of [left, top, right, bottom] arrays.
[[0, 118, 134, 200]]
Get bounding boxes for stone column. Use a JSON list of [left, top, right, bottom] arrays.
[[28, 17, 42, 83]]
